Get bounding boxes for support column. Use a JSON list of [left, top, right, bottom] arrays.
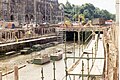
[[20, 31, 23, 39], [18, 31, 20, 39], [13, 32, 15, 40], [11, 32, 13, 40], [8, 32, 10, 40], [43, 28, 44, 35], [78, 31, 80, 56], [73, 32, 75, 63], [10, 31, 12, 40], [5, 32, 7, 40]]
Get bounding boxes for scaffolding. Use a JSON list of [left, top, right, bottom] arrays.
[[63, 26, 104, 80]]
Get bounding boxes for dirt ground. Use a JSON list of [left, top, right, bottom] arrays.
[[0, 42, 79, 74]]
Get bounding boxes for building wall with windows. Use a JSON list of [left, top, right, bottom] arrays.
[[0, 0, 64, 24]]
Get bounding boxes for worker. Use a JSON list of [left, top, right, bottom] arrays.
[[15, 36, 18, 42], [27, 30, 31, 38], [28, 30, 31, 35]]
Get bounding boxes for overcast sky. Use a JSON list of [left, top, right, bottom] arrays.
[[58, 0, 116, 14]]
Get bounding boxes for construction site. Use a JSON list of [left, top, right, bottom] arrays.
[[0, 0, 119, 80]]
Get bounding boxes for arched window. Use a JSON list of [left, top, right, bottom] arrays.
[[10, 15, 14, 21], [25, 15, 29, 22]]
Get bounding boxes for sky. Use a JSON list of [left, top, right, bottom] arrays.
[[58, 0, 116, 14]]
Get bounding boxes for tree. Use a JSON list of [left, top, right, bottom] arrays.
[[83, 9, 91, 19], [62, 1, 115, 21]]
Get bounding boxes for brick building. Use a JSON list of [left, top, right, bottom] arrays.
[[0, 0, 64, 24]]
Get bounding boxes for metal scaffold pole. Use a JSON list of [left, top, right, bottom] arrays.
[[73, 32, 75, 63], [73, 32, 76, 80], [53, 61, 56, 80], [64, 30, 67, 80], [92, 48, 93, 64], [82, 60, 84, 80], [41, 67, 44, 80], [82, 31, 84, 52], [78, 31, 81, 56], [95, 42, 97, 56], [84, 31, 86, 48], [87, 54, 89, 80]]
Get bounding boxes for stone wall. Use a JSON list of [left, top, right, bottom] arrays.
[[103, 24, 118, 80], [0, 0, 63, 24], [0, 26, 56, 43]]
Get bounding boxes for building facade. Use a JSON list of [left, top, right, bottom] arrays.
[[0, 0, 64, 24]]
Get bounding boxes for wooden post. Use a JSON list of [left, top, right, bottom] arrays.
[[113, 67, 117, 80], [14, 66, 19, 80], [105, 72, 108, 80], [106, 43, 109, 75], [0, 71, 2, 80]]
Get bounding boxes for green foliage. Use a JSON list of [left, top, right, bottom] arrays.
[[64, 17, 71, 22], [62, 2, 115, 21]]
